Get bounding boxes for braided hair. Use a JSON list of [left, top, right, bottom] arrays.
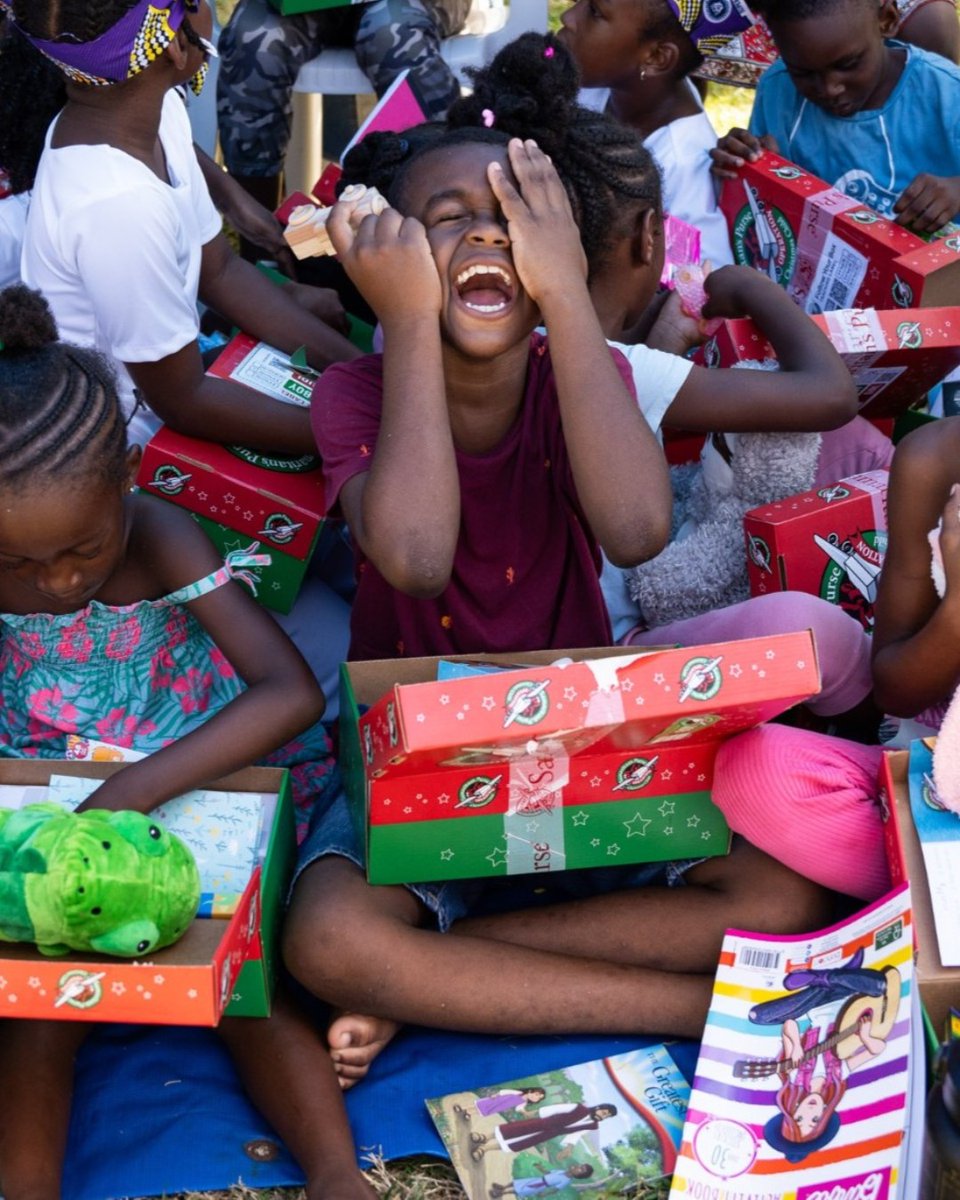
[[339, 33, 662, 275], [0, 287, 128, 491]]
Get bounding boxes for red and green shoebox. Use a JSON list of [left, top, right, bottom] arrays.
[[340, 637, 821, 884], [720, 151, 960, 312], [0, 761, 295, 1025], [744, 469, 888, 632], [694, 309, 960, 420]]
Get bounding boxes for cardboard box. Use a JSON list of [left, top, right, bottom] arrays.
[[137, 419, 326, 616], [881, 750, 960, 1040], [341, 636, 820, 884], [695, 309, 960, 420], [0, 761, 295, 1025], [744, 469, 887, 631], [721, 151, 960, 312]]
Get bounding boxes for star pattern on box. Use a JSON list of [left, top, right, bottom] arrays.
[[663, 826, 673, 836], [563, 686, 578, 701], [729, 664, 742, 678], [440, 848, 455, 861], [624, 812, 650, 838], [687, 814, 701, 828], [486, 846, 508, 869], [658, 800, 675, 816], [701, 830, 713, 840], [481, 696, 496, 711], [606, 843, 621, 856], [570, 810, 590, 826]]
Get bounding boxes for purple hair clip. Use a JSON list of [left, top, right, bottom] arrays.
[[544, 45, 555, 58], [481, 108, 495, 128]]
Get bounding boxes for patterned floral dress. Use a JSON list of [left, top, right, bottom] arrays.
[[0, 560, 335, 840]]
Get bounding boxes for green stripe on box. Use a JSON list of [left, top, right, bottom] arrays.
[[365, 793, 729, 884], [192, 513, 316, 615]]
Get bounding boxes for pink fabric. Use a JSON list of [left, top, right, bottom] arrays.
[[312, 333, 624, 659], [623, 591, 872, 716], [813, 417, 894, 489], [713, 725, 888, 901]]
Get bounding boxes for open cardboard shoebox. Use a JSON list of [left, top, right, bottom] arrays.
[[0, 760, 295, 1025]]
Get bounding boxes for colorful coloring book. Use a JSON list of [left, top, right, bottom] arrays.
[[670, 883, 917, 1200], [427, 1044, 690, 1198]]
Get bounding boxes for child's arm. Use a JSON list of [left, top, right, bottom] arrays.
[[76, 502, 325, 814], [872, 419, 960, 716], [893, 172, 960, 233], [125, 233, 361, 456], [194, 144, 295, 273], [710, 129, 781, 181], [322, 197, 461, 598], [660, 266, 858, 432], [489, 139, 671, 567]]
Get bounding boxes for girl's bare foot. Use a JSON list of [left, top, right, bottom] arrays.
[[327, 1012, 400, 1090]]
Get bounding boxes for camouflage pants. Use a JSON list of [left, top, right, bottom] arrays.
[[216, 0, 470, 175]]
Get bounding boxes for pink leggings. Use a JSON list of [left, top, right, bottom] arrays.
[[623, 590, 872, 716], [713, 725, 889, 901]]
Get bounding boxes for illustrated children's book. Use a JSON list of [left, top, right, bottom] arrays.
[[906, 737, 960, 967], [427, 1044, 690, 1198], [670, 883, 917, 1200]]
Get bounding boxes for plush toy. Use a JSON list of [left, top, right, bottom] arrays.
[[626, 372, 822, 629], [0, 804, 201, 957]]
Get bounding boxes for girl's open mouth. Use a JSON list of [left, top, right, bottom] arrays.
[[454, 263, 515, 314]]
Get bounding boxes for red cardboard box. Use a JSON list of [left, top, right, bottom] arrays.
[[0, 762, 295, 1025], [721, 151, 960, 312], [744, 469, 888, 631], [695, 309, 960, 419], [341, 636, 821, 883]]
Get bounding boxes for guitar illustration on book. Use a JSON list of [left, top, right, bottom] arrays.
[[734, 966, 901, 1079]]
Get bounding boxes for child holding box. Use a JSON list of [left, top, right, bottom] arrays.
[[711, 0, 960, 233], [286, 39, 833, 1088]]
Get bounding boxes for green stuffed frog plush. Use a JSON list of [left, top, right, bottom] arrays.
[[0, 804, 201, 957]]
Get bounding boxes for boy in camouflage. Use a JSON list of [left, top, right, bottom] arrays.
[[216, 0, 470, 214]]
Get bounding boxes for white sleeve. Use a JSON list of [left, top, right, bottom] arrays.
[[167, 90, 222, 246], [608, 341, 693, 438], [71, 187, 201, 364]]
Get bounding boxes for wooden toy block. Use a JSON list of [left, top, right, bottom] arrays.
[[282, 186, 388, 259]]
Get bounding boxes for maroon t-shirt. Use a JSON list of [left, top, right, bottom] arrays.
[[312, 333, 631, 660]]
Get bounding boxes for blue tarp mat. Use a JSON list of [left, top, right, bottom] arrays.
[[64, 1023, 698, 1199]]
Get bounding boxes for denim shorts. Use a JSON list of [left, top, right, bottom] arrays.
[[293, 785, 704, 932]]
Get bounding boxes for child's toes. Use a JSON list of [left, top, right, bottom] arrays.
[[327, 1011, 400, 1088]]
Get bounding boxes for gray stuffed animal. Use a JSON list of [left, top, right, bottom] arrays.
[[626, 418, 822, 629]]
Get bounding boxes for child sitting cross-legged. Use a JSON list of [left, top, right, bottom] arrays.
[[282, 45, 834, 1090], [0, 287, 374, 1200], [711, 0, 960, 234]]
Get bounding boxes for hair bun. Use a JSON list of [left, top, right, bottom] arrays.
[[450, 32, 580, 156], [0, 285, 59, 354]]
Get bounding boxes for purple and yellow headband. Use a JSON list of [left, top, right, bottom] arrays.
[[665, 0, 756, 56], [1, 0, 205, 89]]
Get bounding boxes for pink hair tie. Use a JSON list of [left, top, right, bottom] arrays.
[[544, 45, 555, 57], [481, 108, 495, 128]]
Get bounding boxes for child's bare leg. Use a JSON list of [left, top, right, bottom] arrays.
[[327, 1011, 400, 1089], [0, 1019, 90, 1200], [217, 985, 376, 1200], [284, 843, 830, 1045]]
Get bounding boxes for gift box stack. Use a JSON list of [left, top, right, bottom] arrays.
[[137, 334, 327, 614], [340, 636, 821, 884]]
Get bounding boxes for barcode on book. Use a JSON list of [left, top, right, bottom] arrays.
[[736, 946, 781, 971]]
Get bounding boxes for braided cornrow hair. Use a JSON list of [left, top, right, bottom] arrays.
[[0, 287, 128, 490], [340, 33, 662, 276]]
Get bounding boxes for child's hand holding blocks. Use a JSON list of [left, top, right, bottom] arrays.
[[283, 185, 388, 260]]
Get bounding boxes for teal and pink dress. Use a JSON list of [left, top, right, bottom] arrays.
[[0, 554, 335, 839]]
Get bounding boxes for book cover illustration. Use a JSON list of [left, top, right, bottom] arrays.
[[906, 736, 960, 965], [427, 1044, 689, 1199], [670, 883, 913, 1200]]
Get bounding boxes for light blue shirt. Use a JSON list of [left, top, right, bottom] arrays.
[[749, 41, 960, 220]]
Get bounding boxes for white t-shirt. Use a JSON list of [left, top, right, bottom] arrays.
[[0, 192, 29, 290], [600, 339, 693, 639], [579, 85, 734, 268], [23, 90, 222, 445]]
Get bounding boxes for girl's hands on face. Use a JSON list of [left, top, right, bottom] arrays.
[[326, 194, 442, 323], [487, 138, 587, 307]]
